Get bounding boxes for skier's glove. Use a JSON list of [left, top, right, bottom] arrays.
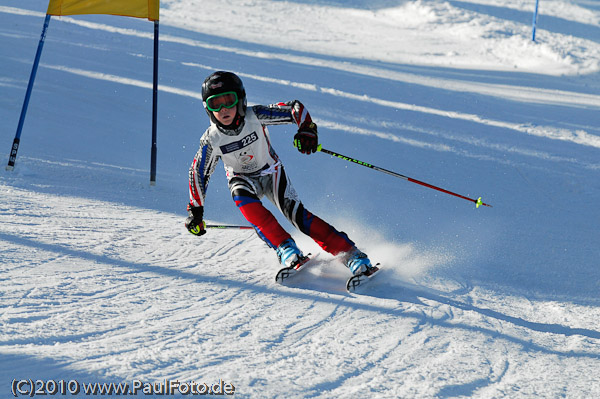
[[185, 204, 206, 236], [293, 122, 319, 154]]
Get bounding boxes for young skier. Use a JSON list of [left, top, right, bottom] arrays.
[[185, 71, 375, 275]]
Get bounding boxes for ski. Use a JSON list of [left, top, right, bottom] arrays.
[[275, 253, 314, 284], [346, 264, 380, 293]]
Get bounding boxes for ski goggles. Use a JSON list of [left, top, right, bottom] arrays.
[[205, 91, 239, 112]]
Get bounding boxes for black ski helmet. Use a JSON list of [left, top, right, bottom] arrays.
[[201, 71, 247, 126]]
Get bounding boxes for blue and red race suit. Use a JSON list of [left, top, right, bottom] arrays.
[[189, 100, 355, 254]]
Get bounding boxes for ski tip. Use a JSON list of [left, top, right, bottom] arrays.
[[275, 268, 293, 284], [346, 265, 380, 293], [346, 279, 360, 293], [275, 253, 313, 284]]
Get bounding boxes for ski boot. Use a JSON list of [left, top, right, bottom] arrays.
[[276, 238, 304, 267], [344, 249, 375, 275]]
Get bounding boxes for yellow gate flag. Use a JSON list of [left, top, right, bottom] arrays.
[[47, 0, 159, 21]]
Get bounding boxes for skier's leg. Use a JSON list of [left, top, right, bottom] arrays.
[[294, 204, 357, 255], [296, 206, 374, 274], [299, 209, 374, 274], [267, 166, 355, 256], [264, 166, 374, 274], [229, 176, 290, 249]]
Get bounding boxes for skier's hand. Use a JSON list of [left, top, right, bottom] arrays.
[[293, 122, 318, 154], [185, 204, 206, 236]]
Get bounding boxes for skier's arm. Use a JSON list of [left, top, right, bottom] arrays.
[[254, 100, 313, 127], [254, 100, 319, 154], [187, 135, 220, 235], [189, 135, 219, 208]]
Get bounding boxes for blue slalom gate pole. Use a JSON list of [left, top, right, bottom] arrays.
[[150, 20, 159, 185], [6, 14, 51, 171], [532, 0, 540, 41]]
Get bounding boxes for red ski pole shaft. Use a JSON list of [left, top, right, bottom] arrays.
[[317, 145, 492, 208]]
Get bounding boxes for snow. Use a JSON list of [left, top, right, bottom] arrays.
[[1, 0, 599, 397]]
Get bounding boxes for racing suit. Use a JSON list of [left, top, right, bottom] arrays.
[[189, 100, 355, 255]]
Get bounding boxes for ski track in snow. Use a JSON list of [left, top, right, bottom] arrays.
[[2, 1, 600, 397], [37, 61, 600, 171], [27, 62, 598, 185], [43, 61, 600, 152], [2, 177, 600, 398]]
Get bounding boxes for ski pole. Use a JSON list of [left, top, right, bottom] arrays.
[[204, 223, 254, 230], [316, 145, 492, 208]]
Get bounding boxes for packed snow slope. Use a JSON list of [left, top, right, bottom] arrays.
[[1, 0, 599, 397]]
